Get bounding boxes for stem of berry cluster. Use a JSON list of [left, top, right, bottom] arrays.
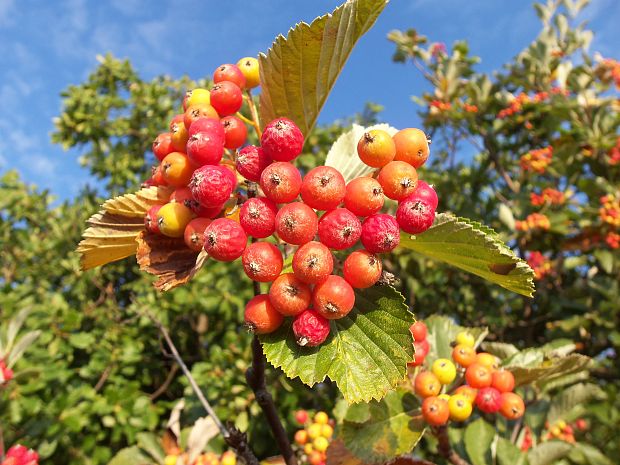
[[434, 425, 471, 465], [244, 90, 262, 140]]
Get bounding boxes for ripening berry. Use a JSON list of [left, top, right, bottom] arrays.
[[269, 273, 312, 316], [343, 250, 382, 288], [261, 118, 304, 162], [188, 117, 225, 138], [203, 218, 247, 261], [476, 352, 499, 370], [409, 338, 429, 367], [308, 451, 323, 465], [170, 122, 189, 152], [184, 217, 212, 251], [300, 166, 346, 210], [410, 180, 438, 210], [293, 309, 331, 347], [239, 197, 278, 238], [393, 128, 430, 168], [396, 197, 435, 235], [454, 385, 478, 404], [153, 133, 175, 161], [455, 331, 475, 348], [317, 208, 361, 250], [242, 242, 283, 282], [452, 344, 476, 368], [184, 88, 211, 110], [465, 363, 493, 388], [432, 358, 457, 385], [344, 176, 384, 217], [321, 424, 334, 438], [210, 81, 243, 116], [294, 429, 308, 445], [144, 205, 162, 234], [414, 371, 441, 398], [448, 394, 473, 422], [213, 64, 246, 89], [313, 436, 329, 453], [221, 451, 236, 465], [244, 294, 283, 334], [421, 396, 449, 426], [236, 145, 272, 182], [499, 392, 525, 419], [357, 129, 396, 168], [260, 162, 302, 203], [237, 57, 260, 88], [491, 370, 515, 393], [184, 103, 219, 130], [377, 161, 419, 201], [312, 275, 355, 320], [186, 131, 225, 166], [169, 113, 185, 131], [149, 164, 168, 186], [295, 410, 309, 425], [275, 202, 318, 245], [221, 115, 248, 149], [162, 152, 195, 187], [361, 214, 400, 253], [410, 321, 427, 341], [307, 423, 322, 440], [189, 165, 236, 207], [292, 241, 334, 284], [476, 387, 502, 414], [314, 411, 329, 425], [157, 202, 194, 238]]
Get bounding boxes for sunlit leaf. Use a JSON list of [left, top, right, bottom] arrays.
[[102, 186, 173, 218]]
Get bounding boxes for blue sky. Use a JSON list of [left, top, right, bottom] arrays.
[[0, 0, 618, 201]]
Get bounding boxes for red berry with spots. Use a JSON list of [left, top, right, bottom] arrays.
[[210, 81, 243, 116], [476, 387, 502, 414], [152, 132, 175, 161], [293, 309, 331, 347], [344, 176, 384, 217], [343, 250, 382, 288], [213, 63, 246, 89], [144, 205, 162, 233], [312, 275, 356, 320], [221, 115, 248, 149], [410, 321, 427, 341], [261, 118, 304, 162], [318, 208, 362, 250], [184, 217, 212, 251], [239, 197, 278, 238], [300, 166, 346, 211], [189, 165, 236, 207], [361, 214, 400, 253], [186, 131, 225, 166], [396, 197, 435, 234], [410, 180, 438, 210], [275, 202, 318, 245], [244, 294, 283, 334], [269, 273, 312, 316], [203, 218, 247, 261], [260, 162, 302, 203], [236, 145, 272, 182], [242, 242, 283, 282], [188, 117, 225, 138], [292, 241, 334, 284]]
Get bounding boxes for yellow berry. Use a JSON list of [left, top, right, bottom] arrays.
[[448, 394, 473, 422], [164, 455, 178, 465], [313, 436, 329, 453], [303, 443, 314, 455], [357, 129, 396, 168], [307, 423, 322, 440], [557, 420, 567, 430], [237, 57, 260, 88], [157, 202, 194, 238], [314, 411, 329, 425], [221, 451, 236, 465], [320, 424, 334, 438], [432, 358, 457, 385], [455, 331, 475, 348], [186, 88, 211, 108], [438, 393, 451, 401]]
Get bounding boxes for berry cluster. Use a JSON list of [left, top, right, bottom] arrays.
[[0, 445, 39, 465], [515, 212, 551, 232], [164, 451, 236, 465], [292, 410, 335, 465], [530, 188, 566, 207], [519, 146, 553, 173], [497, 88, 568, 119], [0, 359, 13, 385], [526, 251, 552, 280], [408, 324, 525, 426]]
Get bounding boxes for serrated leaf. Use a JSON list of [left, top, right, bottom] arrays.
[[340, 389, 426, 463], [527, 441, 573, 465], [102, 186, 172, 218], [259, 0, 388, 137], [325, 124, 398, 182], [506, 354, 591, 387], [464, 419, 495, 465], [424, 315, 487, 367], [108, 446, 151, 465], [547, 383, 606, 425], [260, 286, 414, 403], [398, 213, 535, 297]]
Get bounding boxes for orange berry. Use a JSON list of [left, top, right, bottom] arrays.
[[244, 294, 284, 334], [392, 128, 430, 168], [499, 392, 525, 420], [162, 152, 195, 187], [452, 344, 476, 367], [465, 363, 493, 388], [476, 352, 499, 370], [414, 371, 441, 398], [377, 161, 418, 201], [421, 396, 449, 426], [454, 385, 478, 404], [491, 370, 515, 393], [357, 129, 395, 168]]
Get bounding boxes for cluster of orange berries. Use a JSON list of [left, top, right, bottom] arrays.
[[498, 88, 568, 119], [530, 188, 565, 207], [596, 58, 620, 90], [292, 410, 335, 465], [429, 100, 478, 114], [410, 325, 525, 426], [542, 419, 581, 444], [515, 213, 551, 232], [526, 251, 552, 280], [599, 194, 620, 228], [519, 146, 553, 173], [605, 231, 620, 249], [164, 450, 236, 465]]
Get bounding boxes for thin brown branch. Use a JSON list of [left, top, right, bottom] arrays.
[[149, 363, 179, 401], [433, 425, 471, 465], [94, 364, 113, 392]]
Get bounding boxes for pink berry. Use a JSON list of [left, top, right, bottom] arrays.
[[476, 387, 502, 414], [210, 81, 243, 116], [317, 208, 361, 250], [396, 197, 435, 234], [361, 214, 400, 254], [144, 205, 162, 233], [293, 309, 331, 347], [275, 202, 318, 245], [189, 165, 236, 207], [188, 117, 225, 138], [410, 180, 438, 210], [239, 197, 278, 238], [203, 218, 247, 261], [260, 162, 302, 203], [236, 145, 272, 182], [300, 166, 346, 211], [186, 131, 225, 166], [261, 118, 304, 162]]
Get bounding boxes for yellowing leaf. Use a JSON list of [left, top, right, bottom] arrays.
[[102, 186, 172, 217]]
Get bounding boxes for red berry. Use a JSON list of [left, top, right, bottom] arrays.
[[184, 217, 212, 251], [410, 321, 427, 341], [261, 118, 304, 162], [213, 63, 246, 89], [410, 180, 438, 210], [186, 131, 225, 166], [221, 115, 248, 149], [318, 208, 361, 250], [414, 339, 430, 358], [361, 214, 400, 253], [242, 242, 283, 282], [260, 162, 302, 203], [343, 249, 382, 288], [300, 166, 346, 210], [152, 133, 175, 161], [244, 294, 283, 334], [184, 103, 219, 130], [188, 117, 225, 138], [203, 218, 247, 261], [292, 241, 334, 284], [144, 205, 162, 233], [476, 387, 502, 413], [377, 161, 418, 201], [151, 164, 168, 186], [239, 197, 278, 238], [275, 202, 318, 245], [312, 275, 355, 320], [344, 177, 384, 217], [210, 81, 243, 116], [293, 309, 331, 347], [269, 273, 312, 316], [189, 165, 236, 207], [422, 396, 449, 426], [236, 145, 272, 182], [396, 197, 435, 234], [169, 113, 185, 131], [491, 370, 515, 393]]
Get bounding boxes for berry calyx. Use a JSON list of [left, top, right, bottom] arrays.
[[268, 273, 312, 316], [377, 161, 418, 201], [292, 241, 334, 284], [393, 128, 430, 168], [312, 275, 355, 320], [244, 294, 284, 334], [343, 249, 382, 289], [396, 197, 435, 235], [344, 176, 384, 217], [317, 208, 362, 250], [242, 242, 283, 282], [293, 309, 331, 347], [260, 162, 302, 203], [261, 118, 304, 162], [203, 218, 247, 261], [275, 202, 318, 245], [357, 129, 395, 168], [360, 214, 400, 253], [239, 197, 278, 238], [300, 166, 346, 211]]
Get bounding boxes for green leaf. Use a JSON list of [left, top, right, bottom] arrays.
[[259, 0, 388, 137], [136, 432, 165, 464], [398, 213, 535, 297], [547, 383, 606, 425], [506, 354, 591, 387], [568, 443, 614, 465], [424, 315, 487, 366], [340, 389, 426, 463], [464, 418, 495, 465], [108, 446, 151, 465], [260, 286, 414, 403], [482, 342, 520, 360], [496, 437, 527, 465], [7, 330, 41, 368], [527, 441, 573, 465]]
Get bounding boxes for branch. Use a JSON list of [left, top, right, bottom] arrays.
[[433, 425, 471, 465], [149, 363, 179, 401]]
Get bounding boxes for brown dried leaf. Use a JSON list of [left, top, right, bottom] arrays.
[[102, 186, 173, 218], [136, 231, 208, 291]]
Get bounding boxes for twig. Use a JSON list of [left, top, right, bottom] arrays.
[[94, 364, 113, 392], [433, 425, 471, 465], [244, 90, 262, 140], [149, 363, 179, 401]]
